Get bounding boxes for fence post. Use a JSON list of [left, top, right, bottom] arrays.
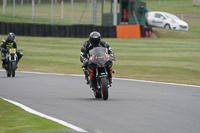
[[90, 0, 93, 24], [61, 0, 64, 19], [181, 14, 183, 20], [71, 0, 74, 24], [113, 0, 117, 26], [32, 0, 34, 20], [91, 0, 97, 25], [3, 0, 6, 14], [159, 0, 167, 5], [51, 0, 53, 22], [13, 0, 15, 18], [21, 0, 23, 5]]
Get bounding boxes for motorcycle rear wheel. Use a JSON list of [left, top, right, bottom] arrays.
[[100, 78, 109, 100]]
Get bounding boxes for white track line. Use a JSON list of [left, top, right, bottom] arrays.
[[12, 70, 200, 88], [114, 78, 200, 88], [1, 97, 89, 133]]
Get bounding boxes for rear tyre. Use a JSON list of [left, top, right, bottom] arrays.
[[100, 78, 108, 100]]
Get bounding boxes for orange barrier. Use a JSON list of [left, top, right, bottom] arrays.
[[116, 24, 141, 38]]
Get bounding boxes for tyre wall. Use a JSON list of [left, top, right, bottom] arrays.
[[0, 22, 150, 38]]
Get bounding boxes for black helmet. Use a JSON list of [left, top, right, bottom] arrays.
[[89, 31, 101, 47], [7, 32, 15, 42]]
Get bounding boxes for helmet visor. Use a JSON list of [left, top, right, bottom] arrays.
[[91, 38, 100, 46], [9, 37, 14, 41]]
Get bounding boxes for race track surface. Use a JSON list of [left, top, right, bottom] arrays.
[[1, 70, 200, 133]]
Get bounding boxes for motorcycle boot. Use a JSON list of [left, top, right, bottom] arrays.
[[85, 73, 89, 84], [1, 60, 6, 68], [2, 62, 4, 68], [107, 66, 113, 87], [16, 60, 19, 69], [82, 67, 89, 84], [1, 51, 6, 68]]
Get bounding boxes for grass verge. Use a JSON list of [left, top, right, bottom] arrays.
[[1, 34, 199, 86], [0, 98, 71, 133]]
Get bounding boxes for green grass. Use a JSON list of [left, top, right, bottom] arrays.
[[1, 35, 199, 86], [153, 27, 200, 38], [0, 98, 71, 133], [143, 0, 200, 17]]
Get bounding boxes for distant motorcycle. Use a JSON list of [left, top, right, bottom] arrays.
[[3, 48, 19, 77], [87, 47, 114, 100]]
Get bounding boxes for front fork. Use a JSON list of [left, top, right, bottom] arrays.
[[96, 67, 109, 90], [7, 54, 17, 70]]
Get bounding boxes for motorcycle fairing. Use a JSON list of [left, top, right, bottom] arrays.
[[88, 47, 111, 68]]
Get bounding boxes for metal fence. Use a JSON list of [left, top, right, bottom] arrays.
[[0, 0, 103, 25], [0, 0, 200, 33]]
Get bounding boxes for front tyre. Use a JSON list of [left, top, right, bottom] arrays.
[[100, 78, 109, 100], [11, 62, 16, 77]]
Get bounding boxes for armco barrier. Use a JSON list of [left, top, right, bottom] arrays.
[[0, 21, 150, 38], [24, 23, 31, 36], [65, 26, 71, 37], [1, 22, 6, 35]]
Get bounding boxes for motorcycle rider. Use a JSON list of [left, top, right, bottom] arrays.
[[80, 31, 115, 86], [0, 32, 23, 68]]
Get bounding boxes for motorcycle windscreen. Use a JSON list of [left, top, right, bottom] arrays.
[[88, 47, 111, 67]]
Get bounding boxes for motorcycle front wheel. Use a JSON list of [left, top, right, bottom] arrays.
[[100, 78, 109, 100], [11, 62, 16, 77]]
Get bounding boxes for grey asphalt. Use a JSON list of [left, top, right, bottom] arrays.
[[1, 70, 200, 133]]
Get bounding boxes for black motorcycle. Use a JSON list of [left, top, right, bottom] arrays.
[[87, 47, 114, 100], [3, 48, 19, 77]]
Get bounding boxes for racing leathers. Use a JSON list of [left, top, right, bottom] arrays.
[[80, 40, 115, 85], [1, 38, 23, 68]]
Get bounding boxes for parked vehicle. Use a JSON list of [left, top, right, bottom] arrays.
[[146, 11, 188, 31]]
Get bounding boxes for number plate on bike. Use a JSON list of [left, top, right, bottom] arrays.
[[10, 48, 16, 54]]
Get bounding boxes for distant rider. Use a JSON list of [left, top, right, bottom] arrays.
[[80, 31, 115, 85], [0, 32, 23, 68]]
